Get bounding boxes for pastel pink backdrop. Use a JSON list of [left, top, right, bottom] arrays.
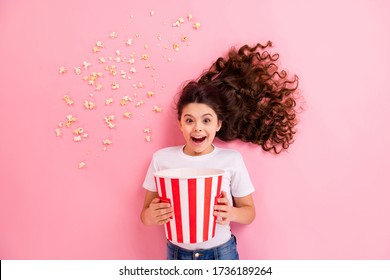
[[1, 0, 389, 259]]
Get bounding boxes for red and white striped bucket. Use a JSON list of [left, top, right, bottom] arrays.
[[154, 168, 224, 244]]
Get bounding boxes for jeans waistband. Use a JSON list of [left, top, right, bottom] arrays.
[[167, 235, 238, 260]]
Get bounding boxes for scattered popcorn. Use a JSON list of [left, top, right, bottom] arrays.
[[63, 95, 74, 106], [153, 105, 162, 112], [59, 66, 67, 74], [56, 11, 202, 167]]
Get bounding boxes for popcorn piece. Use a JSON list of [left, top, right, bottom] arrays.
[[172, 43, 180, 51], [126, 38, 133, 46], [74, 66, 82, 75], [193, 22, 201, 29], [105, 98, 113, 105], [181, 35, 188, 42], [147, 91, 155, 97], [96, 41, 104, 48], [120, 95, 132, 106], [83, 61, 91, 70], [120, 70, 127, 79], [55, 128, 62, 137], [92, 46, 101, 53], [73, 127, 84, 135], [104, 115, 115, 128], [73, 135, 82, 142], [63, 95, 74, 106], [153, 105, 162, 112], [65, 115, 77, 127], [136, 100, 144, 107], [145, 135, 151, 142], [84, 100, 95, 110], [129, 67, 137, 73], [143, 127, 151, 134], [110, 32, 118, 39], [188, 14, 193, 21], [59, 66, 67, 74], [103, 139, 112, 145], [98, 57, 106, 64], [111, 81, 120, 90], [141, 54, 149, 60], [79, 161, 86, 169], [123, 111, 132, 118], [95, 84, 103, 91]]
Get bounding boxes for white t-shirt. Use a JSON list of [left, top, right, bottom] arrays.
[[142, 145, 255, 250]]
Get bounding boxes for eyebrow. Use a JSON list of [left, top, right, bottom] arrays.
[[183, 113, 214, 118]]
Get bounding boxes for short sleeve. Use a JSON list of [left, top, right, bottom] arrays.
[[230, 153, 255, 198]]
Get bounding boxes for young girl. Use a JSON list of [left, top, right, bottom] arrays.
[[141, 41, 299, 260]]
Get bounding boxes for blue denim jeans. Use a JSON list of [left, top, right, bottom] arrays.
[[167, 235, 239, 260]]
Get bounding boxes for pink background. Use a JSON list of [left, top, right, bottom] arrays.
[[1, 0, 390, 259]]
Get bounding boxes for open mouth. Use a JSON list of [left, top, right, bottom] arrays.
[[191, 136, 207, 143]]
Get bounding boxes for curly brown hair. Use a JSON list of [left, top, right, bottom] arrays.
[[176, 41, 300, 153]]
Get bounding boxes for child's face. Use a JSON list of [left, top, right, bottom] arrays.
[[178, 103, 222, 156]]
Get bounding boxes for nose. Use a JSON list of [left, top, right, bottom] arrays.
[[194, 121, 203, 131]]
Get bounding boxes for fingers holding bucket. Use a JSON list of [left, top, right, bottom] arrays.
[[214, 191, 232, 225], [149, 197, 173, 225]]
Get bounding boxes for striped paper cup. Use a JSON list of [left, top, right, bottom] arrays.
[[154, 168, 224, 244]]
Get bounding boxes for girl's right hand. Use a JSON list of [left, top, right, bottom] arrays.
[[144, 197, 173, 226]]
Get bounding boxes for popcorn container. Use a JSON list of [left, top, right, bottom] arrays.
[[154, 168, 224, 244]]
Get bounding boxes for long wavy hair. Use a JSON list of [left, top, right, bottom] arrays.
[[176, 41, 300, 153]]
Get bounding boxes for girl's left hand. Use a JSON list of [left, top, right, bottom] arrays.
[[213, 191, 232, 225]]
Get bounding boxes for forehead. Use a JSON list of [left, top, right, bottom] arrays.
[[181, 103, 218, 118]]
